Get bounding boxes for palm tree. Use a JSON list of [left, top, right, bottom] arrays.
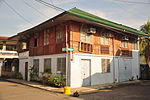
[[140, 21, 150, 34], [140, 21, 150, 65]]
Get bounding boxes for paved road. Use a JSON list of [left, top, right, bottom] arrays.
[[0, 80, 81, 100], [79, 80, 150, 100]]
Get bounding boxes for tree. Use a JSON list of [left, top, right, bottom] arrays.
[[140, 21, 150, 34], [140, 21, 150, 65]]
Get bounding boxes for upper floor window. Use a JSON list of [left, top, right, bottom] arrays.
[[121, 41, 128, 48], [132, 41, 138, 50], [44, 29, 50, 45], [34, 38, 38, 47], [56, 26, 63, 43], [80, 25, 92, 43], [0, 44, 2, 50], [101, 36, 109, 45]]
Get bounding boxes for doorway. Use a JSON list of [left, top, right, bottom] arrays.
[[25, 62, 28, 81], [81, 59, 91, 86]]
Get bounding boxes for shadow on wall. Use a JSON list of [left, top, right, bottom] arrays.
[[82, 72, 114, 87]]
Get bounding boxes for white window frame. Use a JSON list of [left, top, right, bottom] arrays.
[[101, 36, 109, 45], [101, 59, 110, 73], [121, 41, 128, 48]]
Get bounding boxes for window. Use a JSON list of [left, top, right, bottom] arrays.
[[132, 41, 138, 50], [22, 42, 27, 49], [33, 59, 39, 76], [44, 29, 50, 45], [56, 26, 63, 43], [57, 58, 66, 75], [0, 44, 3, 50], [44, 58, 51, 73], [101, 59, 110, 73], [121, 41, 128, 48], [101, 36, 109, 45], [34, 38, 38, 47], [101, 45, 109, 54], [80, 42, 93, 52], [80, 25, 92, 43]]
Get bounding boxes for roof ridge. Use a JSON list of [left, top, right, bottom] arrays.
[[67, 8, 148, 36]]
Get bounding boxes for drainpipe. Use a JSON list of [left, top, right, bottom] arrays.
[[65, 24, 69, 86], [112, 35, 116, 82]]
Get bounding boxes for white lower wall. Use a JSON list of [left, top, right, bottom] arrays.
[[70, 52, 140, 87], [132, 50, 140, 79], [19, 59, 28, 79], [70, 54, 114, 87], [19, 51, 140, 87], [28, 54, 67, 79]]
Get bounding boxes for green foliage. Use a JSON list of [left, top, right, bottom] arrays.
[[140, 20, 150, 65], [44, 68, 51, 73], [140, 21, 150, 35], [47, 74, 55, 85], [40, 72, 54, 85], [13, 72, 23, 79], [51, 75, 65, 87], [29, 66, 39, 81]]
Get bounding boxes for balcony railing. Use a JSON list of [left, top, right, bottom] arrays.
[[0, 50, 18, 58]]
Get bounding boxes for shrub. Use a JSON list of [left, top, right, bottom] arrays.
[[44, 68, 51, 73], [29, 66, 39, 81], [13, 72, 23, 79], [52, 75, 65, 87], [40, 72, 54, 85]]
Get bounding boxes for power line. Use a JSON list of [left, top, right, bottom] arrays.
[[49, 0, 54, 5], [23, 0, 49, 18], [113, 0, 150, 5], [33, 0, 65, 12], [3, 0, 32, 25], [111, 0, 147, 20]]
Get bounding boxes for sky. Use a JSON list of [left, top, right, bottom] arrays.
[[0, 0, 150, 36]]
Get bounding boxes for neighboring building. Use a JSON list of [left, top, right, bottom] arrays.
[[139, 37, 150, 79], [0, 36, 18, 77], [16, 8, 147, 87]]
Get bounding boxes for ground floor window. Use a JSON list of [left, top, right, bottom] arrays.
[[57, 58, 66, 75], [101, 59, 110, 73], [33, 59, 39, 75], [44, 58, 51, 73]]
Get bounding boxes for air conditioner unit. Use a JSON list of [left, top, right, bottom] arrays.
[[87, 28, 96, 34], [105, 33, 113, 38], [122, 36, 129, 41]]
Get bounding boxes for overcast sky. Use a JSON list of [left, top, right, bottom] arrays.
[[0, 0, 150, 36]]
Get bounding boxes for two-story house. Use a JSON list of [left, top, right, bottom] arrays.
[[0, 36, 18, 77], [16, 8, 147, 87]]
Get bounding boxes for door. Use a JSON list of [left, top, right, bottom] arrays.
[[81, 59, 91, 86], [119, 58, 132, 82], [25, 62, 28, 81]]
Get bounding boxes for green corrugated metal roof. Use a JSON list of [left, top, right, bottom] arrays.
[[66, 8, 148, 36]]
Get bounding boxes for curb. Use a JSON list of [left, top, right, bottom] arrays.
[[1, 78, 143, 95], [2, 79, 63, 94]]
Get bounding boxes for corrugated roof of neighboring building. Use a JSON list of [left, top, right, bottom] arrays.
[[0, 36, 9, 40], [66, 8, 148, 36]]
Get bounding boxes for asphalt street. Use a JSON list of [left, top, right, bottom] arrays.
[[79, 80, 150, 100], [1, 80, 150, 100], [0, 80, 81, 100]]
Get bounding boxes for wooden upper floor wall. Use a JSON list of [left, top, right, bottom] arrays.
[[29, 21, 138, 57]]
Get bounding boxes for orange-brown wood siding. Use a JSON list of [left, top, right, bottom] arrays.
[[29, 21, 135, 57], [29, 22, 69, 56], [69, 21, 134, 57]]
